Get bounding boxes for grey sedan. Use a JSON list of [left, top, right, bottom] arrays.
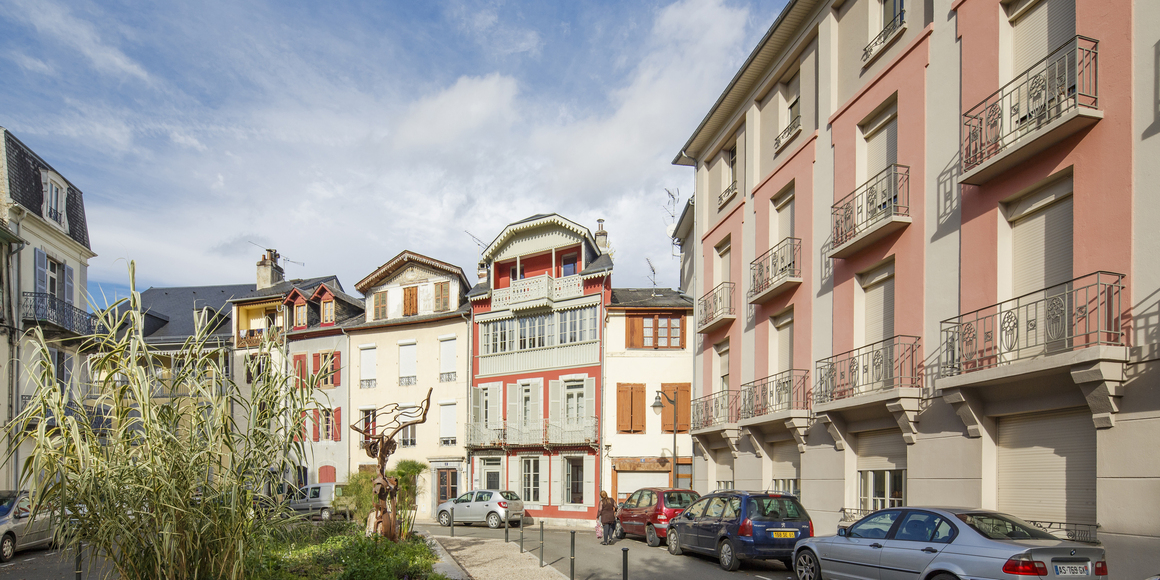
[[0, 491, 54, 562], [436, 490, 524, 529], [793, 507, 1108, 580]]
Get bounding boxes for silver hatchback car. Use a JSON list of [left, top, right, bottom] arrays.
[[793, 507, 1107, 580], [0, 491, 54, 562], [436, 490, 524, 529]]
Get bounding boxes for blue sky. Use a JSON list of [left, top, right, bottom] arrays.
[[0, 0, 787, 305]]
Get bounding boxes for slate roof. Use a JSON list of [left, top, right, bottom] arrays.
[[344, 302, 470, 332], [466, 281, 490, 299], [3, 129, 92, 250], [579, 254, 614, 278], [137, 283, 255, 345], [229, 275, 338, 303], [283, 308, 365, 338], [610, 288, 694, 309]]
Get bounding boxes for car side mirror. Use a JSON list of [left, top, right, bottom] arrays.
[[684, 511, 694, 519], [837, 527, 848, 537], [618, 502, 625, 509]]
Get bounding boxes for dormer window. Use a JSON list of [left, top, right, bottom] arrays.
[[39, 170, 69, 230], [321, 300, 335, 324], [295, 303, 307, 328]]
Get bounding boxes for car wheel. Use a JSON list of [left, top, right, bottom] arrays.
[[646, 525, 661, 547], [438, 511, 451, 527], [320, 508, 332, 521], [931, 574, 959, 580], [667, 529, 683, 555], [614, 521, 625, 539], [0, 534, 13, 563], [487, 512, 502, 529], [795, 550, 820, 580], [718, 538, 741, 571]]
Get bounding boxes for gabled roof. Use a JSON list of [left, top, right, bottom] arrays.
[[229, 275, 337, 304], [283, 281, 362, 309], [344, 302, 470, 332], [355, 250, 469, 296], [579, 254, 614, 279], [481, 214, 597, 262], [136, 283, 255, 345], [609, 288, 693, 309]]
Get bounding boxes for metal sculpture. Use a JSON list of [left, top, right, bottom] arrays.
[[349, 387, 433, 541]]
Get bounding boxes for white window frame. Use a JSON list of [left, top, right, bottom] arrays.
[[564, 456, 584, 505], [40, 170, 70, 231], [859, 469, 906, 510], [522, 456, 541, 503]]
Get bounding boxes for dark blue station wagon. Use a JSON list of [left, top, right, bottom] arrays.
[[666, 491, 814, 571]]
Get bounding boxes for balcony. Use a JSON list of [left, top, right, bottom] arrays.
[[491, 274, 583, 311], [749, 238, 802, 304], [691, 389, 740, 432], [22, 292, 97, 337], [863, 10, 906, 65], [739, 370, 811, 420], [236, 327, 280, 349], [440, 371, 457, 383], [399, 375, 417, 386], [697, 282, 736, 334], [814, 336, 921, 406], [360, 379, 377, 389], [718, 180, 738, 208], [961, 36, 1100, 185], [463, 417, 599, 449], [478, 340, 599, 377], [465, 422, 506, 448], [830, 165, 911, 259], [939, 272, 1124, 388], [774, 116, 802, 152]]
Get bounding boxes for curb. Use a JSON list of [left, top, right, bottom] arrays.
[[416, 530, 473, 580]]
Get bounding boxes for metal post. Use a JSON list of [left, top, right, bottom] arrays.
[[520, 518, 525, 553], [450, 507, 455, 538], [539, 520, 544, 567], [75, 541, 82, 580], [570, 530, 576, 580], [673, 394, 678, 488], [622, 547, 629, 580], [505, 508, 509, 542]]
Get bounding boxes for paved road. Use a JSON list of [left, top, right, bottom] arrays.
[[0, 545, 109, 580], [416, 523, 798, 580]]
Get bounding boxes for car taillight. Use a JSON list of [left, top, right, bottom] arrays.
[[1094, 561, 1108, 576], [1002, 554, 1048, 576], [808, 520, 814, 537], [657, 513, 668, 522], [498, 501, 508, 508], [739, 518, 753, 537]]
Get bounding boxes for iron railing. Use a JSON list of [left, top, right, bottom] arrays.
[[941, 271, 1124, 377], [463, 417, 598, 448], [698, 282, 736, 329], [749, 238, 801, 300], [45, 207, 63, 224], [815, 336, 921, 404], [832, 164, 910, 248], [841, 507, 875, 522], [548, 416, 599, 446], [739, 370, 811, 419], [360, 379, 377, 389], [22, 292, 97, 336], [465, 422, 506, 448], [863, 10, 905, 62], [718, 181, 738, 207], [440, 371, 457, 383], [691, 389, 740, 430], [963, 36, 1098, 172], [1026, 520, 1100, 544], [774, 115, 802, 150], [399, 376, 417, 386], [439, 437, 457, 446]]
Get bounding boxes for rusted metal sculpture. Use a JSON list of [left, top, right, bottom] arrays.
[[350, 387, 433, 541]]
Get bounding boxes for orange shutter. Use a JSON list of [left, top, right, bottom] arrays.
[[312, 353, 321, 374], [333, 407, 342, 441], [630, 384, 646, 433], [319, 466, 336, 483], [404, 287, 418, 316], [332, 352, 341, 386], [661, 384, 676, 433], [616, 385, 631, 433], [677, 383, 691, 432], [312, 409, 320, 442]]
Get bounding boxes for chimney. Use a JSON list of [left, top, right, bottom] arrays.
[[477, 261, 489, 283], [256, 249, 284, 290], [594, 219, 608, 251]]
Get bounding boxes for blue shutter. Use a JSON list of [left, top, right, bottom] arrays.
[[34, 248, 47, 294], [64, 264, 74, 304]]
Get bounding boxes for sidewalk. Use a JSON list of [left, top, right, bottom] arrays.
[[431, 535, 567, 580]]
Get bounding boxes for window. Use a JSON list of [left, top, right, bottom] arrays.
[[883, 0, 903, 27], [565, 381, 584, 426], [439, 338, 457, 382], [784, 72, 801, 126], [399, 342, 417, 385], [715, 342, 730, 392], [359, 347, 376, 389], [522, 457, 541, 503], [295, 303, 307, 328], [320, 409, 333, 441], [403, 286, 418, 316], [848, 510, 901, 539], [361, 409, 376, 445], [561, 254, 577, 277], [481, 308, 595, 355], [509, 265, 525, 281], [660, 383, 691, 434], [557, 307, 598, 346], [894, 511, 955, 543], [627, 313, 684, 349], [861, 263, 895, 346], [321, 300, 335, 324], [616, 383, 645, 434], [314, 352, 338, 388], [859, 469, 906, 510], [565, 457, 584, 504], [434, 281, 450, 312], [47, 259, 61, 298], [439, 403, 456, 446], [400, 424, 416, 447], [374, 291, 388, 320], [46, 180, 64, 222]]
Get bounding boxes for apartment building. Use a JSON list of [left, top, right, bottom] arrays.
[[346, 251, 470, 518], [465, 214, 612, 524], [673, 0, 1156, 572]]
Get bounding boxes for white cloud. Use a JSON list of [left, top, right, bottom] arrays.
[[393, 74, 520, 151], [6, 52, 54, 75], [447, 0, 543, 56], [5, 0, 149, 81]]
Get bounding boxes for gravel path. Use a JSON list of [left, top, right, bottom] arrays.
[[436, 536, 568, 580]]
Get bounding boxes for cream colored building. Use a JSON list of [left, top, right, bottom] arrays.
[[346, 251, 470, 519]]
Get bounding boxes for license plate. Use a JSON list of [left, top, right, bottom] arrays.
[[1055, 564, 1090, 576], [770, 530, 797, 538]]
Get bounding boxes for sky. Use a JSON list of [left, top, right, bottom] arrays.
[[0, 0, 788, 306]]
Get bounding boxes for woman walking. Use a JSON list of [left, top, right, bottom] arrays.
[[597, 491, 617, 545]]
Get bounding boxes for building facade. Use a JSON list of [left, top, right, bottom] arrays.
[[673, 0, 1156, 573], [465, 214, 612, 523], [346, 251, 471, 519]]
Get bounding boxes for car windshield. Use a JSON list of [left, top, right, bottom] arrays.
[[501, 491, 520, 501], [746, 496, 809, 521], [0, 493, 16, 518], [956, 512, 1059, 541], [664, 492, 699, 509]]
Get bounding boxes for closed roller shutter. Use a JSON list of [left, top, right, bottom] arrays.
[[865, 113, 898, 178], [1013, 196, 1073, 296], [770, 441, 800, 478], [777, 196, 795, 241], [616, 471, 671, 495], [1012, 0, 1076, 73], [857, 430, 907, 471], [864, 275, 895, 345], [777, 318, 794, 373], [998, 408, 1096, 523]]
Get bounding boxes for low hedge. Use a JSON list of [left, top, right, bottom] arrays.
[[249, 521, 449, 580]]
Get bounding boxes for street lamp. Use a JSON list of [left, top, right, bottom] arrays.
[[651, 391, 678, 488]]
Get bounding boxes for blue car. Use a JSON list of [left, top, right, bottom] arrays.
[[666, 491, 814, 571]]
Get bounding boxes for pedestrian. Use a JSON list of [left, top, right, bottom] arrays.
[[598, 490, 617, 545]]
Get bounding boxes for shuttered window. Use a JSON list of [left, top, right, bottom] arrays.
[[359, 347, 376, 382], [440, 403, 456, 443], [864, 108, 898, 179], [435, 281, 450, 312], [775, 313, 794, 373], [775, 193, 795, 242], [403, 286, 418, 316], [857, 430, 907, 471], [661, 383, 690, 433], [785, 73, 800, 124], [1013, 196, 1073, 296], [374, 291, 388, 320], [998, 408, 1095, 523], [399, 343, 417, 382], [626, 312, 685, 349], [440, 338, 456, 375], [293, 354, 307, 388], [863, 265, 896, 345], [1012, 0, 1076, 73], [616, 383, 645, 434]]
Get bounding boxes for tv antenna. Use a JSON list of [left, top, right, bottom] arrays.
[[646, 258, 659, 297], [665, 188, 683, 258], [248, 241, 305, 268], [465, 231, 487, 255]]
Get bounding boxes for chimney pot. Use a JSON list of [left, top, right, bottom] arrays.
[[595, 219, 609, 251], [256, 249, 285, 290]]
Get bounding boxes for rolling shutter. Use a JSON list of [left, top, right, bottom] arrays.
[[998, 408, 1096, 523], [1013, 196, 1073, 296], [864, 272, 895, 345], [399, 343, 417, 379], [359, 348, 375, 381], [617, 471, 670, 493], [856, 430, 907, 471], [776, 193, 795, 241], [1012, 0, 1076, 73], [776, 315, 794, 373], [865, 111, 898, 178], [440, 339, 456, 374], [312, 409, 320, 442], [770, 441, 800, 479], [440, 404, 456, 439]]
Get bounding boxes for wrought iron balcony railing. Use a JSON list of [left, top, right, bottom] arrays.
[[698, 282, 735, 330], [815, 336, 921, 404], [465, 422, 506, 448], [941, 271, 1124, 377], [399, 375, 417, 386], [1026, 520, 1100, 544], [691, 389, 740, 431], [774, 115, 801, 150], [840, 507, 874, 522], [718, 180, 738, 208], [963, 36, 1098, 173], [22, 292, 97, 336], [739, 369, 811, 419], [45, 206, 63, 224], [832, 164, 910, 249], [360, 378, 377, 389], [463, 417, 598, 449], [863, 10, 905, 62], [749, 238, 801, 300], [440, 371, 457, 383]]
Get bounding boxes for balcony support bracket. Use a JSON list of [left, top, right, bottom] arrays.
[[886, 399, 920, 445], [817, 412, 850, 451], [740, 427, 764, 458], [1071, 360, 1126, 429], [693, 435, 712, 461], [785, 417, 810, 454], [941, 387, 989, 439], [722, 429, 740, 459]]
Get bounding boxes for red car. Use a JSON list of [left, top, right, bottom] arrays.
[[615, 487, 700, 546]]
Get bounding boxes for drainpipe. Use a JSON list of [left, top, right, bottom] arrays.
[[7, 207, 25, 489], [682, 148, 699, 492], [460, 305, 472, 497]]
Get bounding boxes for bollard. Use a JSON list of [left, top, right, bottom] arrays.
[[520, 517, 525, 552], [75, 541, 82, 580], [505, 509, 509, 542], [570, 530, 576, 580], [539, 520, 545, 567], [450, 507, 455, 538], [622, 547, 628, 580]]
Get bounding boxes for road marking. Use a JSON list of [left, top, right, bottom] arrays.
[[756, 576, 773, 580]]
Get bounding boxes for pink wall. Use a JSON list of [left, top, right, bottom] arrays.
[[700, 200, 746, 393]]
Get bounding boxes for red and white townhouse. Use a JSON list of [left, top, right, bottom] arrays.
[[465, 214, 613, 523]]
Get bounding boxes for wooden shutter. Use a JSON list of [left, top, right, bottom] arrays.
[[677, 383, 690, 432], [856, 430, 907, 470], [319, 466, 336, 483], [332, 352, 341, 386], [294, 355, 307, 388], [617, 384, 631, 433], [297, 411, 306, 441], [404, 286, 418, 316], [333, 407, 341, 441], [661, 384, 676, 433], [64, 264, 74, 304], [998, 408, 1096, 523], [630, 384, 645, 433], [1013, 0, 1076, 73], [312, 353, 321, 374], [1013, 196, 1073, 296], [312, 410, 320, 442], [626, 315, 644, 349], [34, 248, 47, 294]]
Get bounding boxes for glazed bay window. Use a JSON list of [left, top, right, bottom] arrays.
[[558, 306, 598, 345], [522, 457, 541, 503], [481, 307, 596, 355], [860, 469, 906, 510]]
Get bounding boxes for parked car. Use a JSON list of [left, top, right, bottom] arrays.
[[666, 491, 813, 571], [792, 507, 1108, 580], [615, 487, 699, 546], [435, 490, 524, 529], [286, 483, 351, 521], [0, 491, 53, 562]]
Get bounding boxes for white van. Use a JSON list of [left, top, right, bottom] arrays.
[[287, 483, 351, 521]]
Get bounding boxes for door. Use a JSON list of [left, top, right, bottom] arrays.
[[878, 510, 957, 580], [673, 496, 709, 552], [437, 469, 458, 504], [998, 408, 1096, 524], [471, 490, 496, 522], [11, 496, 35, 548], [620, 491, 643, 534], [693, 496, 728, 551], [824, 509, 902, 580]]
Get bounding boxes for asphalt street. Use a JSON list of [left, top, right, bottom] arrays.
[[416, 522, 799, 580], [0, 545, 109, 580]]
